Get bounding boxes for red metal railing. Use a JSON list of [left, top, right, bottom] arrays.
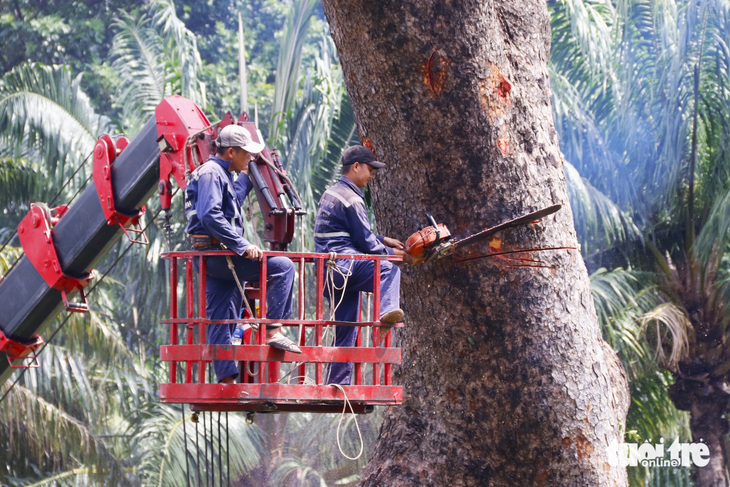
[[159, 250, 403, 414]]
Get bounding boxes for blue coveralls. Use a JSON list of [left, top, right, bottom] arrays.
[[314, 176, 401, 385], [185, 155, 294, 382]]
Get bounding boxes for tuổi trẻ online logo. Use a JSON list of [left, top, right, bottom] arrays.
[[608, 438, 710, 467]]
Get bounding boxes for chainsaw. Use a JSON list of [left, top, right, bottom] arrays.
[[404, 204, 563, 266]]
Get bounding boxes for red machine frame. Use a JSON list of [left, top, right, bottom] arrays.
[[159, 250, 404, 414], [17, 203, 92, 312], [92, 134, 148, 244], [0, 329, 43, 369]]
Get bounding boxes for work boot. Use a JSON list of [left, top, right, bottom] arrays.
[[380, 308, 404, 324]]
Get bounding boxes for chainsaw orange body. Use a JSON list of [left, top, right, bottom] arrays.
[[404, 212, 454, 265], [404, 223, 451, 258]]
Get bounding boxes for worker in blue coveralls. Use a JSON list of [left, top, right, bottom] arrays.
[[185, 124, 301, 385], [314, 145, 410, 385]]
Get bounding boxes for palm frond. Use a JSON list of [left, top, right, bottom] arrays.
[[590, 267, 665, 377], [110, 10, 171, 134], [565, 161, 641, 255], [271, 457, 329, 487], [152, 0, 204, 105], [0, 158, 43, 211], [1, 383, 126, 484], [274, 32, 346, 250], [694, 174, 730, 270], [313, 92, 356, 203], [268, 0, 319, 146], [130, 404, 263, 487], [550, 0, 617, 79], [626, 370, 693, 487], [0, 63, 108, 195], [0, 245, 23, 275], [640, 303, 691, 372]]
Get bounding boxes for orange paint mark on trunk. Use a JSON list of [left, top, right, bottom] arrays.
[[481, 63, 513, 123], [420, 49, 450, 96], [361, 137, 374, 152], [498, 75, 512, 98], [488, 236, 502, 253]]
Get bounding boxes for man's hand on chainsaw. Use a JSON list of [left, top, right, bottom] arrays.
[[392, 248, 413, 265], [382, 236, 405, 250]]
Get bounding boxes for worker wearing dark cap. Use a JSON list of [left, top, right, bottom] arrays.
[[186, 124, 301, 384], [314, 145, 408, 385]]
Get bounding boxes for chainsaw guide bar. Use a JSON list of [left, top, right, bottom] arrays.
[[405, 204, 562, 266]]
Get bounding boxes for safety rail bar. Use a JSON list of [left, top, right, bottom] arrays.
[[159, 250, 403, 413]]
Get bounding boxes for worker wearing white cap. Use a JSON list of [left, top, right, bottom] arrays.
[[185, 125, 301, 384]]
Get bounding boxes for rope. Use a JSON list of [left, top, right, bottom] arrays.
[[218, 243, 262, 379], [219, 243, 258, 333], [323, 253, 353, 384], [245, 326, 259, 378], [277, 373, 315, 385], [223, 249, 264, 379], [331, 384, 364, 461], [364, 293, 372, 347], [325, 252, 354, 324], [277, 252, 355, 386], [0, 189, 179, 405], [181, 404, 191, 487], [276, 252, 354, 385]]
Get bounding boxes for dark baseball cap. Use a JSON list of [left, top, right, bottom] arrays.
[[340, 145, 386, 169]]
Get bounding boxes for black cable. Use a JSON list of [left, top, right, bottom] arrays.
[[0, 229, 18, 259], [210, 411, 215, 487], [1, 162, 94, 280], [48, 152, 93, 207], [0, 151, 93, 263], [62, 173, 94, 213], [181, 403, 191, 487], [225, 412, 230, 487], [0, 313, 73, 404], [0, 188, 179, 405], [217, 411, 223, 487], [203, 412, 210, 487], [195, 414, 202, 487]]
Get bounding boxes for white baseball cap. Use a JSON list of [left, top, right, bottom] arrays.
[[216, 125, 265, 154]]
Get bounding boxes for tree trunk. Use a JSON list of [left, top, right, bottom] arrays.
[[692, 397, 729, 487], [670, 373, 730, 486], [320, 0, 630, 485]]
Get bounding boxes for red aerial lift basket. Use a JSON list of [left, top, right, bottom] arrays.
[[159, 250, 403, 414]]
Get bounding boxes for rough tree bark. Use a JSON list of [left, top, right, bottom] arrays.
[[320, 1, 631, 485]]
